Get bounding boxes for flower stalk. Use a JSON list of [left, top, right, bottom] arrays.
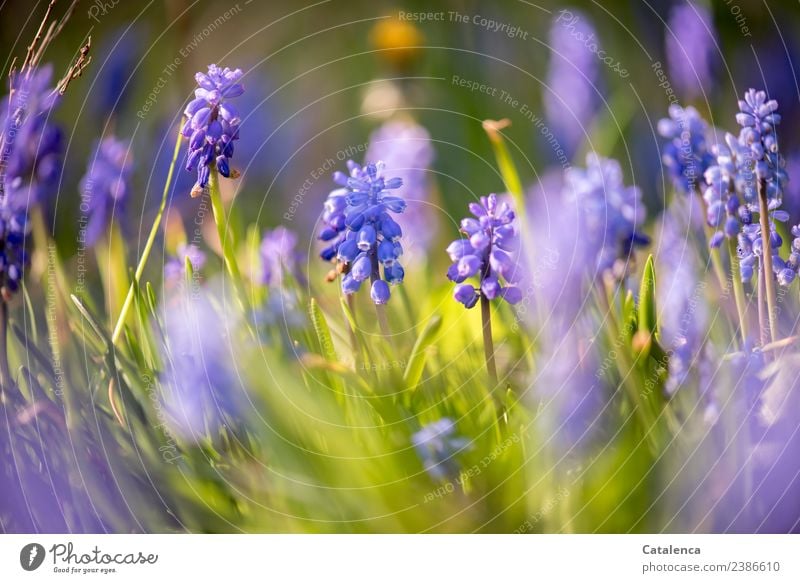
[[480, 293, 497, 383], [112, 130, 182, 346], [757, 178, 778, 343]]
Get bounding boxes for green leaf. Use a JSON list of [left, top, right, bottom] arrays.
[[70, 294, 112, 350], [483, 119, 526, 226], [309, 298, 336, 361], [403, 314, 442, 391], [637, 255, 657, 336], [339, 296, 372, 368]]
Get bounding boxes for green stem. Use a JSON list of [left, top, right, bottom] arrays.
[[208, 167, 242, 282], [727, 238, 749, 344], [480, 294, 498, 384], [757, 179, 778, 344], [111, 130, 182, 346]]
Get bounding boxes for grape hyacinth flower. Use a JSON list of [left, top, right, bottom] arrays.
[[665, 1, 718, 101], [411, 418, 469, 482], [79, 136, 133, 246], [182, 65, 243, 197], [447, 194, 521, 381], [564, 153, 649, 276], [318, 160, 406, 305], [446, 193, 522, 309], [0, 66, 61, 299], [657, 104, 715, 194], [366, 120, 435, 256], [700, 89, 788, 345], [1, 65, 62, 212], [545, 9, 602, 160]]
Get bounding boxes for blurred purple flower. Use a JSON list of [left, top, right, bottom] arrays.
[[1, 65, 62, 212], [412, 418, 469, 481], [545, 9, 602, 160], [655, 200, 709, 396], [366, 120, 435, 255], [564, 153, 649, 275], [657, 104, 715, 194], [159, 288, 243, 442], [261, 226, 304, 287], [79, 136, 133, 246], [164, 243, 206, 284], [665, 1, 718, 100]]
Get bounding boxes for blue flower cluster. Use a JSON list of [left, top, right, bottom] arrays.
[[0, 67, 61, 298], [657, 104, 715, 194], [319, 161, 406, 304], [411, 418, 469, 481], [703, 90, 789, 283], [564, 154, 649, 274], [79, 136, 133, 246], [1, 65, 62, 211], [182, 65, 243, 197], [447, 193, 522, 308]]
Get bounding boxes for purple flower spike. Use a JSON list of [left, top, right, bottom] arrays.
[[318, 160, 406, 304], [182, 64, 243, 197], [447, 194, 522, 308]]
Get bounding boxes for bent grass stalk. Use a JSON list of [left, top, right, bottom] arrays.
[[112, 130, 182, 346]]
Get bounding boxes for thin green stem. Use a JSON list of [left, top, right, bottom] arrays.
[[208, 167, 242, 282], [111, 130, 182, 346], [727, 238, 749, 344], [757, 179, 778, 343], [480, 294, 498, 384]]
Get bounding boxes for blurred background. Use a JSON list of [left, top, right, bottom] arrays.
[[3, 0, 800, 280]]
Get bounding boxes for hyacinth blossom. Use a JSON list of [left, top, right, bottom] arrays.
[[79, 136, 133, 246], [0, 66, 62, 298], [318, 160, 406, 305], [182, 65, 243, 197], [545, 9, 601, 160], [564, 153, 649, 275], [411, 418, 469, 481], [366, 120, 435, 253], [703, 90, 789, 283], [665, 1, 718, 101], [1, 66, 62, 212], [657, 104, 715, 195], [447, 193, 522, 308]]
